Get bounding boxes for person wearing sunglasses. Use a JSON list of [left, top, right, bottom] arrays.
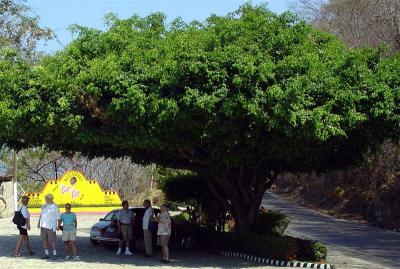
[[58, 203, 79, 260]]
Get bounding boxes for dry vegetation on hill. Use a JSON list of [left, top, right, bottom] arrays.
[[274, 142, 400, 229]]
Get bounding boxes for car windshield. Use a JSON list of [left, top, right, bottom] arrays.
[[103, 211, 115, 221]]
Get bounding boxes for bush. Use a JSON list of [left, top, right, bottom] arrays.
[[171, 212, 190, 224], [233, 233, 299, 260], [163, 200, 181, 211], [193, 227, 327, 262], [297, 240, 327, 262], [160, 169, 228, 230], [193, 227, 234, 250], [254, 210, 291, 235]]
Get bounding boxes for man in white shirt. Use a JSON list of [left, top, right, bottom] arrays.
[[142, 199, 155, 257], [37, 193, 61, 260], [13, 196, 33, 256]]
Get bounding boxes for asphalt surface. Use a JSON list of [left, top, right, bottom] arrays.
[[0, 213, 288, 269], [262, 192, 400, 269]]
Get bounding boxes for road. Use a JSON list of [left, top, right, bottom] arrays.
[[262, 192, 400, 269]]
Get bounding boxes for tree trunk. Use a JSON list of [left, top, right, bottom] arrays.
[[203, 167, 278, 236], [231, 201, 259, 235]]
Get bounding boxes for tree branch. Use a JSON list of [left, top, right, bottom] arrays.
[[202, 175, 233, 212]]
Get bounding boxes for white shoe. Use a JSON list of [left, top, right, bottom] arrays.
[[65, 256, 70, 260], [73, 256, 80, 261], [116, 249, 121, 255], [125, 250, 133, 256]]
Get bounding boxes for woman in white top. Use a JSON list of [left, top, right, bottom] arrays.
[[155, 204, 171, 263], [14, 196, 33, 256]]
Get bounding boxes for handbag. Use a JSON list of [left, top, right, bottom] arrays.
[[148, 221, 157, 233], [12, 208, 26, 226]]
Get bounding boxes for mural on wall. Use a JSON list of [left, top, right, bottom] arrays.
[[26, 171, 122, 207]]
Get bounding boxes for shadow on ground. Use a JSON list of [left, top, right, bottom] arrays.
[[0, 234, 269, 268]]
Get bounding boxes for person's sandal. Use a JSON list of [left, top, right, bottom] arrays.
[[11, 253, 21, 257]]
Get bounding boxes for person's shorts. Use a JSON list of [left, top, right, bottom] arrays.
[[62, 230, 77, 241], [120, 224, 133, 240], [157, 235, 170, 247], [17, 226, 28, 236], [40, 227, 56, 242]]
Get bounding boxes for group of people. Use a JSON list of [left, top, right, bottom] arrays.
[[14, 193, 78, 260], [13, 194, 172, 263], [116, 199, 172, 263]]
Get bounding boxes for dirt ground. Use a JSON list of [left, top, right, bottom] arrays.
[[0, 213, 287, 269]]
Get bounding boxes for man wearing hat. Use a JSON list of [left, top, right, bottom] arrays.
[[13, 196, 33, 256], [37, 193, 61, 260]]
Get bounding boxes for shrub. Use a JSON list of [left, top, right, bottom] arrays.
[[171, 212, 190, 224], [254, 210, 292, 235], [297, 240, 327, 262], [193, 227, 234, 250], [163, 200, 181, 211], [193, 227, 327, 262], [160, 169, 228, 230], [233, 233, 299, 260]]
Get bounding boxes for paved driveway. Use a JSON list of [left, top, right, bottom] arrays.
[[262, 192, 400, 269], [0, 213, 284, 269]]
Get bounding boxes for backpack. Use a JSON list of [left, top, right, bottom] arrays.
[[12, 208, 26, 227]]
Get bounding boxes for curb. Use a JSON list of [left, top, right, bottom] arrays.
[[221, 251, 335, 269]]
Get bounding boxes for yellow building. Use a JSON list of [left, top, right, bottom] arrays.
[[26, 171, 122, 210]]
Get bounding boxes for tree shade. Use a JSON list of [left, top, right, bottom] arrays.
[[1, 4, 399, 234]]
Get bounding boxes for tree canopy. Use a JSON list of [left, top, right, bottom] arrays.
[[1, 4, 399, 233]]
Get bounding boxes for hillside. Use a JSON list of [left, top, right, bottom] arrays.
[[273, 142, 400, 230]]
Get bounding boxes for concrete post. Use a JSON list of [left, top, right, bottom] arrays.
[[1, 181, 14, 217], [13, 150, 18, 211]]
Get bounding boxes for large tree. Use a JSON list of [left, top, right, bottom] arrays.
[[294, 0, 400, 53], [1, 4, 399, 234], [0, 0, 54, 61]]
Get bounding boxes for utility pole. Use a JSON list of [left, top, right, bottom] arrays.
[[12, 150, 18, 211], [54, 160, 58, 180], [150, 164, 156, 205]]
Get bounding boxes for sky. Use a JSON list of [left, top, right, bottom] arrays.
[[26, 0, 297, 54]]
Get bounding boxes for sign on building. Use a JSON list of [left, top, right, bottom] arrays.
[[26, 171, 121, 207]]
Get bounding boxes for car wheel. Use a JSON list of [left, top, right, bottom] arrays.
[[180, 235, 194, 250], [134, 238, 145, 252], [104, 242, 117, 250], [90, 239, 100, 246]]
